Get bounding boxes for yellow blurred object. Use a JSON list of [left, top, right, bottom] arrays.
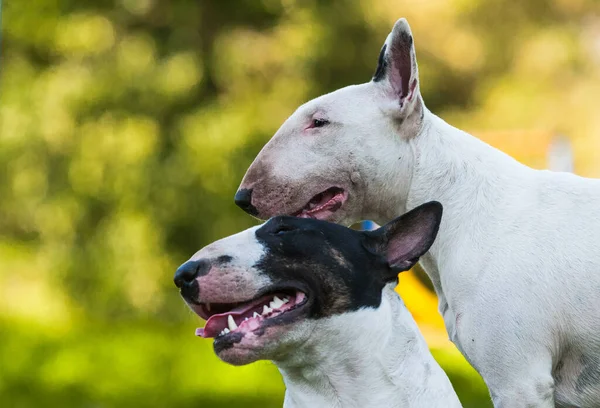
[[395, 270, 451, 348], [474, 130, 556, 170]]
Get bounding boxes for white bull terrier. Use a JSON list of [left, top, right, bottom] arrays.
[[234, 18, 600, 408], [174, 203, 462, 407]]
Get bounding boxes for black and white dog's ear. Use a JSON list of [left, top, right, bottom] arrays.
[[365, 201, 442, 279], [372, 18, 421, 119]]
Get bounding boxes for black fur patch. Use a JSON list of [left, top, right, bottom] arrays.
[[372, 43, 388, 82], [214, 331, 244, 354], [216, 255, 233, 265], [208, 202, 441, 354], [253, 216, 393, 319]]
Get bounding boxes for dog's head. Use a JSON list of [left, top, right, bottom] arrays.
[[235, 18, 423, 225], [174, 202, 441, 366]]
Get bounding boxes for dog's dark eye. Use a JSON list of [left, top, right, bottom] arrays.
[[272, 225, 295, 235], [312, 118, 329, 128]]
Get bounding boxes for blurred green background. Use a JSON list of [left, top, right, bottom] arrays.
[[3, 0, 600, 407]]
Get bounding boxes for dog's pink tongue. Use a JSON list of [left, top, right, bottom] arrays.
[[197, 314, 230, 338]]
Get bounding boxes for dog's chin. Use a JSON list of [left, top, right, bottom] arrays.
[[214, 335, 270, 366], [214, 323, 310, 366]]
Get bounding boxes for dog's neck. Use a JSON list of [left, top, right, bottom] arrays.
[[274, 284, 461, 408], [403, 109, 531, 308]]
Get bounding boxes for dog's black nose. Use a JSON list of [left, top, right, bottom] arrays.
[[174, 260, 210, 288], [234, 188, 259, 216]]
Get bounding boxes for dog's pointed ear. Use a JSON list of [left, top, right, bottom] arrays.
[[372, 18, 421, 119], [365, 202, 442, 279]]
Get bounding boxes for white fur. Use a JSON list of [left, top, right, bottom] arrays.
[[239, 18, 600, 407], [190, 225, 264, 267], [188, 226, 272, 302], [408, 113, 600, 407], [189, 226, 462, 406], [277, 284, 462, 408]]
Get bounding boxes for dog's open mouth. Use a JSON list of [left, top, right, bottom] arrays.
[[294, 187, 347, 220], [193, 290, 308, 340]]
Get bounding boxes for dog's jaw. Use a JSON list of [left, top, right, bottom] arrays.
[[194, 291, 306, 338], [199, 291, 312, 366]]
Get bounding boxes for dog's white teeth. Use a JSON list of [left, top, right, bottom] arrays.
[[271, 296, 284, 309], [223, 328, 230, 334], [253, 312, 260, 318], [220, 330, 225, 336], [262, 305, 272, 315], [244, 317, 249, 321], [227, 315, 238, 330], [282, 296, 289, 304]]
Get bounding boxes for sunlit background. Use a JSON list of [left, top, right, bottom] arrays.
[[2, 0, 600, 407]]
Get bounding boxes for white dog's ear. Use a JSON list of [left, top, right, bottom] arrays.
[[366, 201, 442, 277], [372, 18, 421, 119]]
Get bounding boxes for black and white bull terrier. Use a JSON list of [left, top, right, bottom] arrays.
[[174, 202, 462, 408], [235, 17, 600, 408]]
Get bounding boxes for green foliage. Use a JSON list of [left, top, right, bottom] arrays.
[[3, 0, 600, 406], [0, 317, 491, 407]]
